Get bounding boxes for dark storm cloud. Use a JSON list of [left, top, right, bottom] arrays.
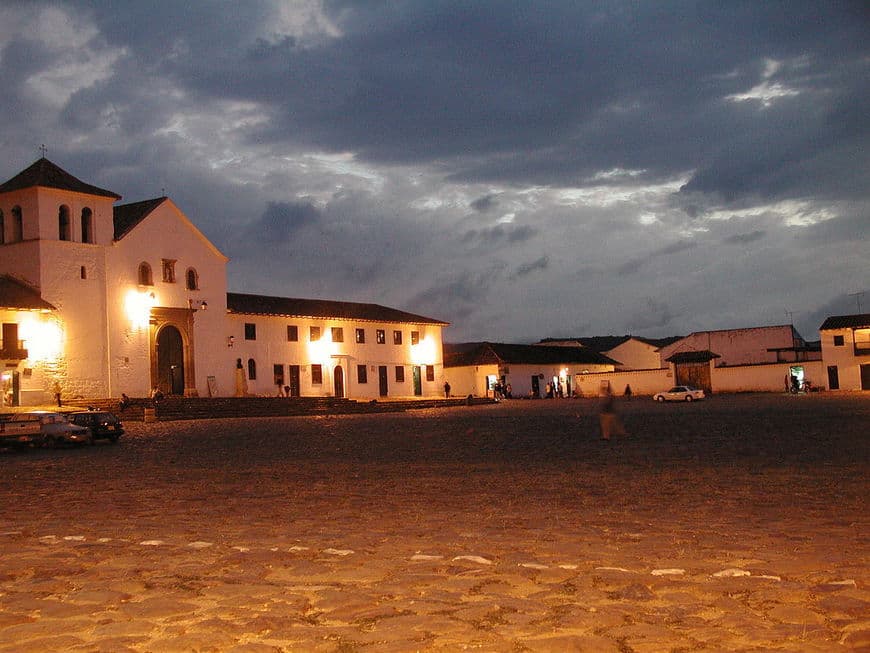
[[470, 194, 498, 213], [462, 224, 538, 247], [616, 240, 697, 276], [512, 256, 549, 279], [1, 1, 867, 343], [406, 265, 506, 322], [724, 230, 766, 245], [248, 201, 321, 243]]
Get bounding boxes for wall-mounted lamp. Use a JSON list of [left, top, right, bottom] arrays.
[[227, 336, 235, 348], [189, 299, 209, 311]]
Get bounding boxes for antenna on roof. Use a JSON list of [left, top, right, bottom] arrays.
[[39, 144, 47, 158], [848, 291, 865, 313], [161, 187, 166, 197]]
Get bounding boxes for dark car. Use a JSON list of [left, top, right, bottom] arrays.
[[68, 410, 124, 443]]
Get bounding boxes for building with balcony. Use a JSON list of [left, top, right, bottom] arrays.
[[819, 314, 870, 391], [0, 158, 447, 407]]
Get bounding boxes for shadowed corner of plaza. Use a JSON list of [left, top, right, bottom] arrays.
[[0, 394, 868, 652]]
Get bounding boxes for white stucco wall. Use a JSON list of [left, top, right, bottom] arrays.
[[607, 339, 664, 370], [574, 368, 673, 397], [107, 199, 229, 398], [658, 326, 800, 366], [712, 360, 825, 393], [820, 327, 870, 391], [227, 316, 445, 399]]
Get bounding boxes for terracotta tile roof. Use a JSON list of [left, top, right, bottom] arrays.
[[819, 314, 870, 330], [445, 342, 619, 367], [226, 292, 449, 326], [0, 158, 121, 199], [665, 350, 721, 364], [0, 275, 55, 311], [539, 334, 682, 352], [113, 197, 167, 240]]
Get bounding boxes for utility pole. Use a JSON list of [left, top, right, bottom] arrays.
[[847, 292, 865, 313]]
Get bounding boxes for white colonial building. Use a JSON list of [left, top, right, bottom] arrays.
[[819, 314, 870, 391], [0, 158, 447, 407]]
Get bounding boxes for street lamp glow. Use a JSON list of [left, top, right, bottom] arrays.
[[126, 290, 155, 329], [19, 314, 63, 362], [411, 335, 437, 364]]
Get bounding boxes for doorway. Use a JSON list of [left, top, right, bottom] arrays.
[[333, 365, 345, 398], [157, 326, 185, 395], [378, 366, 388, 397], [412, 365, 422, 396], [827, 365, 839, 390], [288, 365, 301, 397]]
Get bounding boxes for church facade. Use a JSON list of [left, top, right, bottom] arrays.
[[0, 159, 447, 407]]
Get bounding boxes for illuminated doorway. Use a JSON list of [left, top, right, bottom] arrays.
[[333, 365, 345, 398], [157, 325, 185, 395]]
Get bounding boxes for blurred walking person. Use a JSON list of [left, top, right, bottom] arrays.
[[599, 386, 626, 440]]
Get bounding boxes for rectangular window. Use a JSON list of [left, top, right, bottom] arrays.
[[376, 329, 386, 344], [273, 364, 284, 387], [310, 326, 321, 342], [161, 258, 176, 283], [357, 365, 368, 384], [833, 335, 844, 346], [2, 323, 20, 351], [426, 365, 435, 382], [244, 323, 256, 340], [411, 331, 420, 345], [393, 330, 403, 345], [331, 327, 344, 342], [311, 364, 323, 384], [355, 328, 366, 344], [287, 325, 298, 342], [395, 365, 405, 382]]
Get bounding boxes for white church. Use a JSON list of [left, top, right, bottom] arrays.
[[0, 158, 448, 407]]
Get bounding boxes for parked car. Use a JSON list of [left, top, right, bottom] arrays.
[[30, 411, 93, 447], [68, 410, 124, 443], [0, 413, 44, 448], [653, 386, 706, 402]]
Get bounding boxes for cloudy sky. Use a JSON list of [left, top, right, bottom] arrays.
[[1, 1, 867, 342]]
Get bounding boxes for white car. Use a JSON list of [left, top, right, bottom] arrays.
[[30, 412, 93, 447], [653, 386, 705, 402]]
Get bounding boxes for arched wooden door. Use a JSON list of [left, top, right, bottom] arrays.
[[157, 325, 185, 395], [333, 365, 345, 398]]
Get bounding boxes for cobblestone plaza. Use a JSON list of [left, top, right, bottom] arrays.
[[1, 395, 867, 651]]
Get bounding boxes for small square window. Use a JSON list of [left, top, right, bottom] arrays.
[[833, 335, 844, 346], [395, 366, 405, 382], [311, 364, 323, 384], [426, 365, 435, 382], [310, 326, 321, 342], [411, 331, 420, 345], [287, 325, 298, 342], [331, 327, 344, 342], [393, 330, 403, 345], [244, 323, 256, 340], [376, 329, 386, 344], [357, 365, 368, 384], [355, 328, 366, 344]]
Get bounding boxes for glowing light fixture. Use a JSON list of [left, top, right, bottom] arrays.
[[19, 314, 63, 362], [125, 289, 156, 329], [410, 335, 437, 365]]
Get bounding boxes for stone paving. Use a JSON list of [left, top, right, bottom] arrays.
[[1, 394, 868, 651]]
